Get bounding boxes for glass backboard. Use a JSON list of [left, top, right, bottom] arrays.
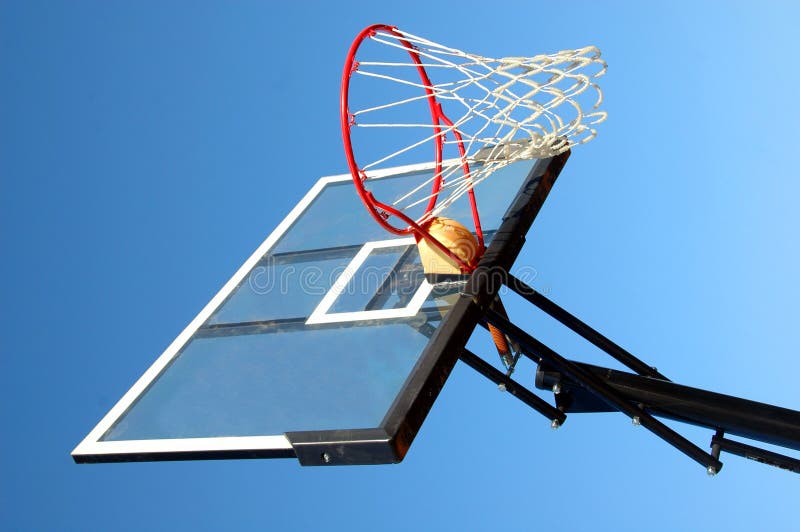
[[72, 154, 568, 465]]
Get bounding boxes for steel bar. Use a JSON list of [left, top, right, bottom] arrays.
[[459, 348, 566, 425], [505, 273, 668, 380], [712, 435, 800, 474]]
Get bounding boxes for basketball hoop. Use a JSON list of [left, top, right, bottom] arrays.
[[341, 24, 607, 272]]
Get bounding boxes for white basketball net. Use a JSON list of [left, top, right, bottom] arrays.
[[349, 28, 607, 218]]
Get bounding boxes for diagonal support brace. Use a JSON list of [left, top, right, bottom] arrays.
[[459, 348, 566, 426], [505, 273, 668, 380]]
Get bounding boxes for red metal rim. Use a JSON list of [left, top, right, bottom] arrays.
[[340, 24, 483, 272]]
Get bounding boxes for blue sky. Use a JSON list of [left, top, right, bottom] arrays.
[[2, 1, 800, 530]]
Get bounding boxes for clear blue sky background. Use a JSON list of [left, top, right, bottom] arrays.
[[3, 1, 800, 530]]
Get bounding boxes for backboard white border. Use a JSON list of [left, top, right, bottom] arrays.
[[72, 160, 451, 461]]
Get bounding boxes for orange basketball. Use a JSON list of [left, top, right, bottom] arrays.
[[417, 217, 480, 275]]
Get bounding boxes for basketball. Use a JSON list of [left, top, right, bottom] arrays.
[[417, 217, 480, 275]]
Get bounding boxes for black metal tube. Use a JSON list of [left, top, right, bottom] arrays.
[[505, 274, 669, 380], [537, 361, 800, 452], [712, 436, 800, 474], [459, 348, 566, 425], [483, 309, 723, 472]]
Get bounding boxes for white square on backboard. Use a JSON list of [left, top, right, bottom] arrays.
[[305, 237, 432, 325]]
